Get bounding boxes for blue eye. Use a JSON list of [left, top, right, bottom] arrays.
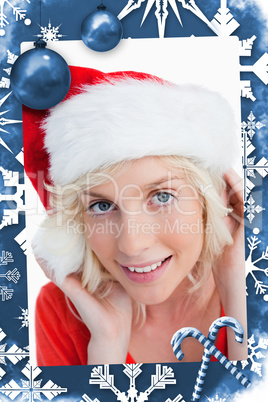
[[151, 192, 175, 205], [88, 201, 115, 215]]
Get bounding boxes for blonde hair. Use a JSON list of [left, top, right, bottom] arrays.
[[42, 156, 233, 324]]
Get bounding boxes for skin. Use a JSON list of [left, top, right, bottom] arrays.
[[214, 168, 247, 359], [81, 157, 204, 306], [38, 157, 247, 364]]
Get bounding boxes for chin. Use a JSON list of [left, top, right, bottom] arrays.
[[130, 288, 173, 306]]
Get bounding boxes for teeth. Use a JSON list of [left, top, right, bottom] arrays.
[[143, 266, 152, 273], [128, 267, 135, 272], [127, 258, 167, 273], [134, 268, 144, 273]]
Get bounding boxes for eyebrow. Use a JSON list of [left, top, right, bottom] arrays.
[[83, 176, 184, 198], [144, 175, 183, 189]]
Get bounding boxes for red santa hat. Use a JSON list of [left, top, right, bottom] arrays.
[[23, 66, 239, 210]]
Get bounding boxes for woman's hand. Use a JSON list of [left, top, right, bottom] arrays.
[[213, 168, 247, 360], [35, 256, 132, 364], [62, 275, 133, 364], [218, 168, 245, 269]]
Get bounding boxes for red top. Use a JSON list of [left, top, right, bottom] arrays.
[[36, 282, 227, 366]]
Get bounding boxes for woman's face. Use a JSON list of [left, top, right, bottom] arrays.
[[81, 157, 204, 305]]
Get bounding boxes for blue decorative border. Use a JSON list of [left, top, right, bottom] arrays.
[[1, 0, 268, 400]]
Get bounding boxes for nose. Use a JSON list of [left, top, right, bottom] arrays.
[[116, 212, 156, 257]]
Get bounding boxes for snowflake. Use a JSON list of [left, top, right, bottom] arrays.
[[244, 195, 264, 224], [241, 111, 267, 202], [81, 364, 185, 402], [15, 147, 24, 165], [14, 227, 31, 255], [205, 394, 229, 401], [118, 0, 218, 38], [0, 88, 22, 154], [0, 362, 67, 400], [0, 326, 29, 380], [15, 306, 29, 329], [0, 0, 31, 37], [81, 395, 100, 402], [0, 285, 13, 301], [239, 35, 256, 57], [0, 49, 18, 89], [0, 166, 25, 230], [0, 239, 23, 303], [165, 395, 185, 402], [209, 0, 240, 36], [246, 228, 268, 300], [239, 35, 268, 101], [236, 334, 268, 377], [0, 76, 10, 88], [36, 19, 65, 42], [0, 267, 21, 283], [7, 49, 19, 64], [0, 60, 10, 89], [240, 80, 256, 102], [240, 54, 268, 86], [0, 250, 14, 265], [242, 111, 265, 140]]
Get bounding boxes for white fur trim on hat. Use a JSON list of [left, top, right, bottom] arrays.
[[32, 221, 85, 285], [43, 78, 239, 186]]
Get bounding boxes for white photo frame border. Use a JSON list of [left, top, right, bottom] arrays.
[[23, 36, 243, 367]]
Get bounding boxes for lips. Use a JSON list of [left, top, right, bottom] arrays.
[[119, 256, 172, 284], [125, 257, 169, 273]]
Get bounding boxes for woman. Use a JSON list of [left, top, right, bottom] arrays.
[[23, 66, 247, 365]]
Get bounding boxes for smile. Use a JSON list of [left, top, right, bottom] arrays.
[[119, 256, 172, 284], [125, 257, 170, 273]]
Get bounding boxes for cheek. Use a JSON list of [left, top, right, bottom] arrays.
[[176, 196, 203, 217], [166, 201, 203, 233], [163, 203, 204, 254], [84, 219, 115, 258]]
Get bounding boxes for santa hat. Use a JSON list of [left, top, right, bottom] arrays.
[[23, 66, 239, 283], [24, 66, 239, 209]]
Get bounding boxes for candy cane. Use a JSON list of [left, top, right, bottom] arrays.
[[171, 327, 251, 390], [208, 316, 244, 343], [191, 317, 244, 401]]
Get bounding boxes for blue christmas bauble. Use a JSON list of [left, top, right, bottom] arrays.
[[81, 4, 123, 52], [10, 40, 71, 110]]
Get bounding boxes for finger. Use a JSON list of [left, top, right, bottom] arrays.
[[224, 169, 244, 217], [61, 274, 95, 307], [61, 275, 110, 330], [224, 168, 244, 204]]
